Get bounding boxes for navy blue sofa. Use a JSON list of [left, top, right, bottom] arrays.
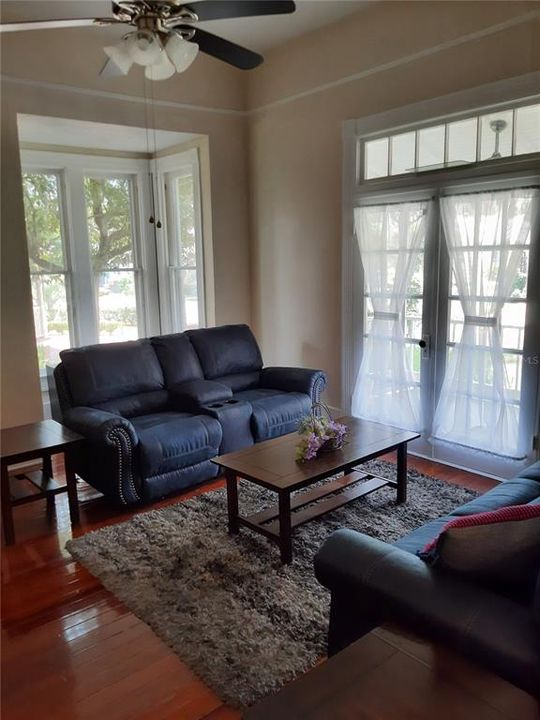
[[314, 462, 540, 697], [54, 324, 326, 505]]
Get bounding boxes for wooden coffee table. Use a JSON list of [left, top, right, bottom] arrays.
[[212, 417, 419, 563]]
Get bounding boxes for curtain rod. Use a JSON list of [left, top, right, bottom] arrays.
[[357, 185, 539, 207], [441, 185, 539, 197]]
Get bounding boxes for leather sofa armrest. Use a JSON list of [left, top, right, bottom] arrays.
[[315, 529, 540, 696], [170, 379, 233, 412], [63, 406, 138, 446], [259, 367, 327, 404], [63, 407, 140, 505]]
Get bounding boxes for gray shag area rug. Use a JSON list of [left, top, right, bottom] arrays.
[[67, 460, 477, 708]]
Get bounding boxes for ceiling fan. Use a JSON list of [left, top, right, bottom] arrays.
[[0, 1, 297, 80]]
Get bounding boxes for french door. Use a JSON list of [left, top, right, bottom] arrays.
[[350, 181, 540, 479]]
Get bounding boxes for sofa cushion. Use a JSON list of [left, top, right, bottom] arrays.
[[233, 388, 311, 442], [450, 478, 540, 517], [187, 325, 263, 380], [214, 371, 261, 393], [171, 379, 232, 411], [394, 516, 455, 555], [151, 333, 204, 388], [420, 504, 540, 595], [60, 340, 164, 406], [93, 390, 169, 418], [132, 413, 222, 477]]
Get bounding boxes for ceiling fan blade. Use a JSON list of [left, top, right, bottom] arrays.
[[189, 27, 263, 70], [183, 1, 295, 22], [0, 18, 121, 33]]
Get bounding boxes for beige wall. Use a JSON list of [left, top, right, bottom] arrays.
[[246, 1, 540, 407], [2, 2, 539, 426], [0, 30, 251, 427]]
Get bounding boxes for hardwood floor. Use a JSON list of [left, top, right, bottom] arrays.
[[1, 454, 497, 720]]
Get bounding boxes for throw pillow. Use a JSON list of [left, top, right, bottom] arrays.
[[419, 504, 540, 594]]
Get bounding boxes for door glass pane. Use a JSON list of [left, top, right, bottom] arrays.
[[417, 125, 445, 169], [364, 138, 388, 179], [515, 104, 540, 155], [447, 118, 477, 164], [480, 110, 513, 160], [390, 132, 415, 175], [84, 176, 141, 343]]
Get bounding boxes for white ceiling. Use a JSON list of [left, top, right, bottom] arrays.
[[1, 1, 370, 51], [18, 114, 198, 152]]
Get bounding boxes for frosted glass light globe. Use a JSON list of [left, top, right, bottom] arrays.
[[166, 34, 199, 73], [125, 30, 162, 66], [144, 50, 176, 81]]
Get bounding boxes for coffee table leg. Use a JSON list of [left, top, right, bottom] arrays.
[[226, 470, 239, 534], [64, 450, 80, 526], [1, 462, 15, 545], [397, 443, 407, 504], [278, 490, 293, 564]]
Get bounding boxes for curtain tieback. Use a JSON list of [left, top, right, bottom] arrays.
[[373, 311, 399, 320], [463, 315, 497, 327]]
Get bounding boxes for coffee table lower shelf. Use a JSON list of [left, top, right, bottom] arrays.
[[226, 469, 398, 564]]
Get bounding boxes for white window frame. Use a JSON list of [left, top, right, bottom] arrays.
[[342, 76, 540, 478], [21, 150, 159, 353], [154, 147, 207, 333]]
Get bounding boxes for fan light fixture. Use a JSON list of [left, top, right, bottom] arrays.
[[104, 30, 198, 81]]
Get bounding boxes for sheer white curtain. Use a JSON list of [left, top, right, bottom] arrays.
[[432, 189, 537, 458], [352, 201, 428, 430]]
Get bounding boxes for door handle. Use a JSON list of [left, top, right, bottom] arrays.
[[418, 335, 430, 360]]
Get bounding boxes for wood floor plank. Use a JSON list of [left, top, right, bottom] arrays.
[[1, 456, 501, 719]]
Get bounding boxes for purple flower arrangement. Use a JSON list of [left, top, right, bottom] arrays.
[[296, 410, 348, 462]]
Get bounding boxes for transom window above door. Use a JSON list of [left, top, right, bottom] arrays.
[[362, 100, 540, 180]]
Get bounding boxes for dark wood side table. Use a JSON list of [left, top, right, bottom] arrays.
[[1, 419, 83, 545], [244, 631, 538, 719]]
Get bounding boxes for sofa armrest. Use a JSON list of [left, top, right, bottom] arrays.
[[63, 407, 140, 505], [63, 407, 138, 445], [260, 367, 327, 404], [170, 379, 233, 412], [315, 529, 540, 696]]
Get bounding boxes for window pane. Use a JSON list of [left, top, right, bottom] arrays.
[[31, 274, 70, 370], [447, 118, 477, 164], [515, 104, 540, 155], [176, 174, 196, 266], [417, 125, 445, 169], [510, 250, 529, 299], [504, 353, 523, 401], [85, 176, 135, 270], [96, 271, 138, 343], [404, 299, 423, 341], [364, 138, 388, 179], [22, 173, 66, 273], [390, 132, 415, 175], [480, 110, 513, 160], [180, 269, 199, 329], [501, 303, 526, 350]]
